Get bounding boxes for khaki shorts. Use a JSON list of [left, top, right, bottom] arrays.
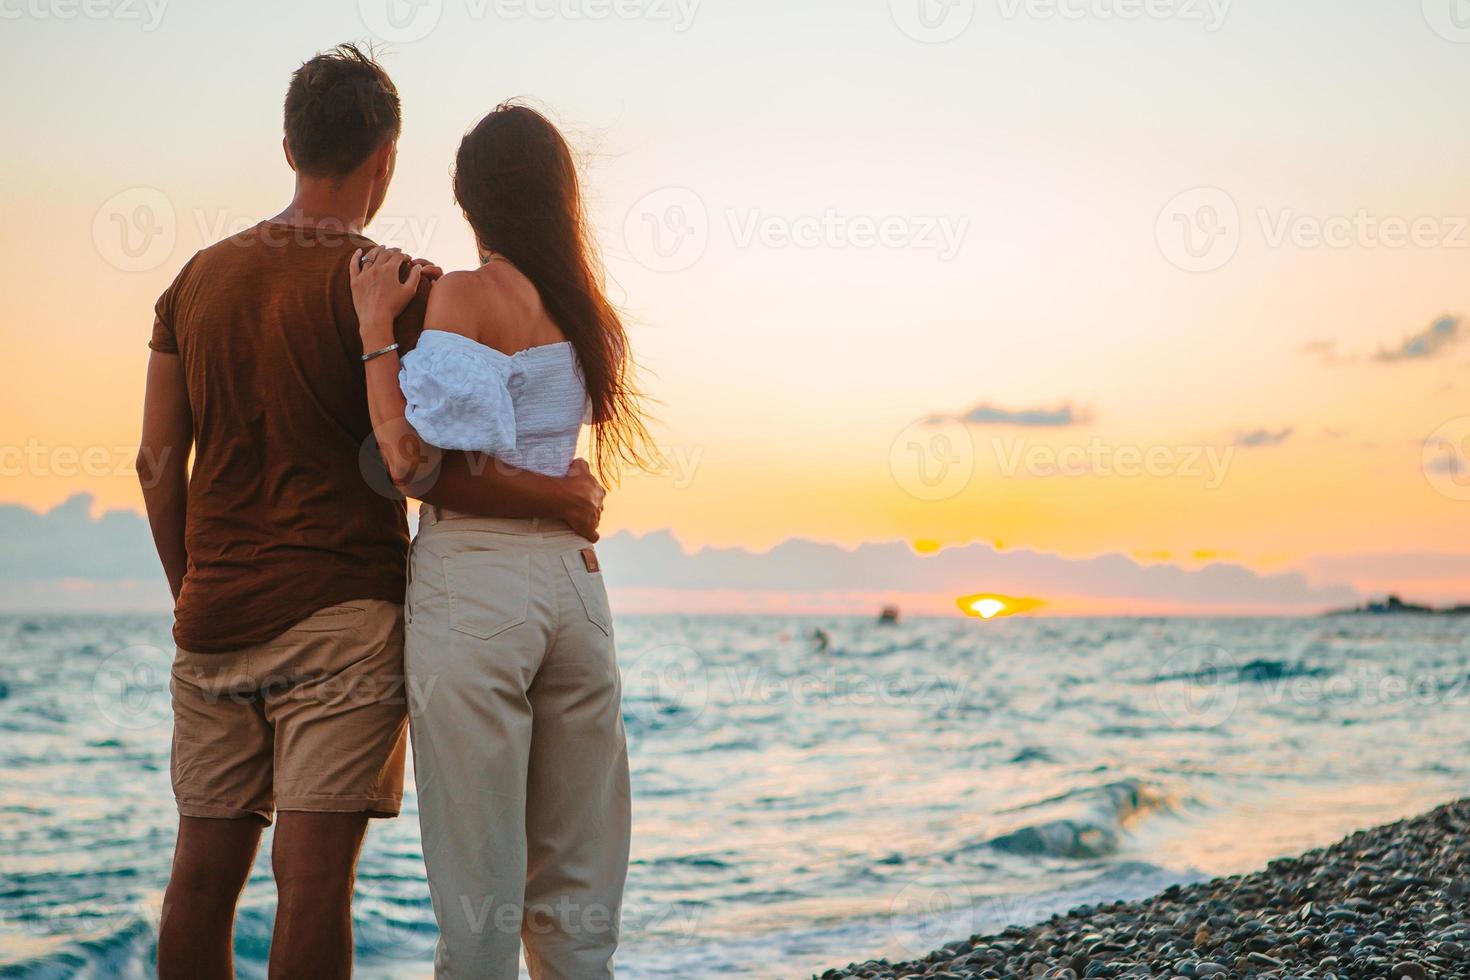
[[170, 599, 409, 824]]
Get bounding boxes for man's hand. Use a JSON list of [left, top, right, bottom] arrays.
[[560, 458, 606, 541]]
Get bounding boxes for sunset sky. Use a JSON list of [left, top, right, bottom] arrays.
[[4, 0, 1470, 609]]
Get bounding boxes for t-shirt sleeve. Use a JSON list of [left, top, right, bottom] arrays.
[[393, 278, 432, 354], [149, 259, 192, 354], [332, 241, 432, 356]]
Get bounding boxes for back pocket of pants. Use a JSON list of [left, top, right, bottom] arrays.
[[561, 551, 612, 636], [443, 551, 531, 640]]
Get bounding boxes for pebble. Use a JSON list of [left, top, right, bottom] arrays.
[[813, 800, 1470, 980]]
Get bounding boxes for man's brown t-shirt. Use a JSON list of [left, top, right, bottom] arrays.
[[151, 221, 426, 653]]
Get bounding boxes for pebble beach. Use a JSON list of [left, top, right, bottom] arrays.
[[818, 800, 1470, 980]]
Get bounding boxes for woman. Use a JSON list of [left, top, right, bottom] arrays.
[[349, 104, 649, 979]]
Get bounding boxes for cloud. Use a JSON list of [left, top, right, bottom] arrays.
[[0, 494, 1362, 616], [960, 403, 1089, 427], [1234, 427, 1294, 447], [1374, 315, 1461, 363], [597, 532, 1358, 614], [1300, 339, 1344, 365], [1299, 551, 1470, 607], [1426, 453, 1464, 476], [0, 495, 170, 612]]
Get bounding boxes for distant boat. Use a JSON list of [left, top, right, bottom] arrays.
[[877, 605, 901, 625]]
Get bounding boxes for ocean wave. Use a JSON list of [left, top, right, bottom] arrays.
[[0, 918, 153, 980], [1151, 657, 1332, 685], [985, 780, 1174, 860]]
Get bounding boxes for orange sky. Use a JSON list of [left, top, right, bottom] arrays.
[[3, 1, 1469, 606]]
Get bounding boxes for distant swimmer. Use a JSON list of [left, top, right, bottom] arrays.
[[811, 628, 831, 653], [878, 605, 901, 626]]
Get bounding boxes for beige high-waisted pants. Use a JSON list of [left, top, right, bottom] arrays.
[[406, 507, 630, 979]]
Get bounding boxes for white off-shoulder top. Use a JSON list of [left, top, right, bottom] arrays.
[[399, 330, 588, 477]]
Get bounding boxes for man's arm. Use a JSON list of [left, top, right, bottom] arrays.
[[416, 453, 605, 541], [136, 350, 193, 598]]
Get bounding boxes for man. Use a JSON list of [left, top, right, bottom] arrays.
[[136, 44, 606, 979]]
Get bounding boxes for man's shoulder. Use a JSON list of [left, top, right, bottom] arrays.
[[188, 220, 372, 270]]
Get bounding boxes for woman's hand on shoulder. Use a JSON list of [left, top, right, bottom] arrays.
[[350, 246, 443, 348]]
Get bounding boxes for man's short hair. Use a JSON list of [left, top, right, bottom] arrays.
[[283, 44, 401, 178]]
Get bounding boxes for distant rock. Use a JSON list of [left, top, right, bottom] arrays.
[[1326, 594, 1470, 616]]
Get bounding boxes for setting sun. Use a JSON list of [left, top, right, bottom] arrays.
[[957, 593, 1047, 620]]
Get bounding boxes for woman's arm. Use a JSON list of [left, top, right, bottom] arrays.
[[349, 248, 607, 538], [351, 246, 440, 490]]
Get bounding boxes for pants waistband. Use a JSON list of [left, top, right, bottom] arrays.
[[418, 504, 577, 537]]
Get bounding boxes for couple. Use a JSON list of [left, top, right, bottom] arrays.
[[137, 44, 646, 979]]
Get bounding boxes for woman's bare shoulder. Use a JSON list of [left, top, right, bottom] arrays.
[[422, 268, 523, 348]]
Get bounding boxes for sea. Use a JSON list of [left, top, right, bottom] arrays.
[[1, 613, 1466, 978]]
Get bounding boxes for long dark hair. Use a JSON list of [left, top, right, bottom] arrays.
[[453, 102, 651, 480]]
